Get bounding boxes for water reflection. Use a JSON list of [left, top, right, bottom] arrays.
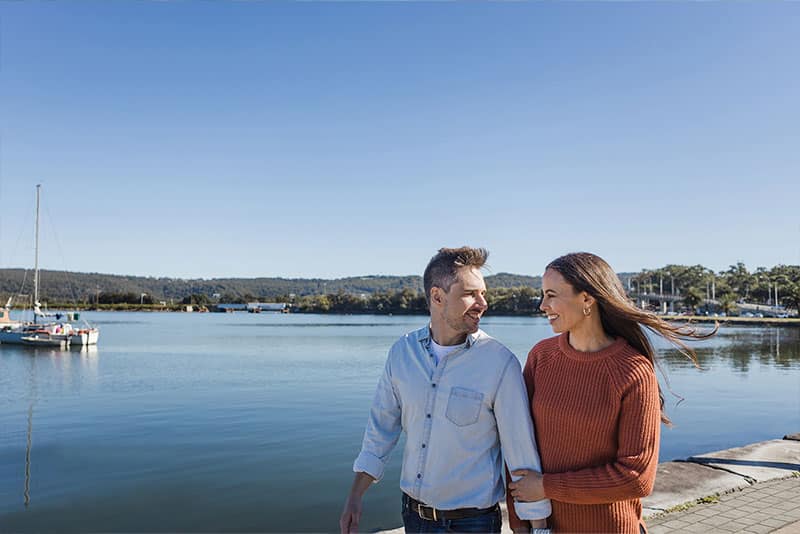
[[658, 327, 800, 373], [24, 355, 37, 507], [2, 344, 101, 508], [10, 345, 101, 384]]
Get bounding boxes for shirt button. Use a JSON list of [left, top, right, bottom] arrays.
[[432, 383, 436, 388], [426, 414, 431, 418], [422, 444, 426, 448], [417, 474, 422, 479]]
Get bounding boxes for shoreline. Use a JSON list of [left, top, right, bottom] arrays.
[[7, 308, 800, 326]]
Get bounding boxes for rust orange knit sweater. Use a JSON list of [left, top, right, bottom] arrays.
[[507, 333, 660, 534]]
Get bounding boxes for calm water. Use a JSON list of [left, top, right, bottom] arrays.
[[0, 313, 798, 532]]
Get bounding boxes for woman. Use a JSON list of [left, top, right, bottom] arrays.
[[507, 252, 714, 533]]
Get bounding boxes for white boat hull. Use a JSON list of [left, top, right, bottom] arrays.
[[22, 335, 68, 349], [0, 326, 99, 347], [70, 329, 99, 346]]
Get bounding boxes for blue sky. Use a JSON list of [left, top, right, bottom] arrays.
[[1, 2, 798, 279]]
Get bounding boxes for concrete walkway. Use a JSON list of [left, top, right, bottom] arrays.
[[383, 434, 800, 533], [640, 433, 800, 533], [647, 475, 800, 533]]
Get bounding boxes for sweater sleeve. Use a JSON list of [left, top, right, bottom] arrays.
[[522, 346, 537, 405], [541, 364, 660, 505]]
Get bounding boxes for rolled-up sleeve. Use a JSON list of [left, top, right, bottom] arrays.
[[353, 354, 402, 482], [494, 356, 552, 520]]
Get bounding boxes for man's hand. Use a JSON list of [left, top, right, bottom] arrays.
[[339, 495, 363, 534], [509, 469, 546, 502], [339, 472, 375, 533]]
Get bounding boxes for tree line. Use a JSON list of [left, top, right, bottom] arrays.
[[629, 263, 800, 313], [278, 262, 799, 315], [2, 263, 797, 314], [282, 287, 543, 316], [0, 269, 537, 304]]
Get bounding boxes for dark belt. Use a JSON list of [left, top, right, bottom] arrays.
[[403, 493, 499, 522]]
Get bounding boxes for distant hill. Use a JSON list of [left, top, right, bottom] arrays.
[[485, 272, 541, 289], [0, 269, 549, 303]]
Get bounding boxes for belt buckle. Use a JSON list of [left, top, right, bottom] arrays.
[[416, 503, 437, 521]]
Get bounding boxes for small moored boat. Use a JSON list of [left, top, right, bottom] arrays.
[[0, 185, 100, 348], [21, 335, 68, 349]]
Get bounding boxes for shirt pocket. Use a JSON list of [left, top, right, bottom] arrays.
[[445, 387, 484, 427]]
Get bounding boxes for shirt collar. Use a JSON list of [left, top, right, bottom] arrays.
[[420, 324, 482, 349]]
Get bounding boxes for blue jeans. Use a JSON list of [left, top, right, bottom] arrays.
[[401, 494, 501, 534]]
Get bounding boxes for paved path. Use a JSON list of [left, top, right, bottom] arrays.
[[383, 437, 800, 534], [647, 475, 800, 534], [387, 475, 800, 534]]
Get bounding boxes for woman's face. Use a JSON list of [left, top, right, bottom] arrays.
[[540, 268, 588, 333]]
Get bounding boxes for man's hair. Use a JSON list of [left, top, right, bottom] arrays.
[[423, 246, 489, 307]]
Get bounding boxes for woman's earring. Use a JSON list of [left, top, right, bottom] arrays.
[[583, 307, 591, 317]]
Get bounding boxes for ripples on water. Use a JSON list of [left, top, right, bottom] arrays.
[[0, 312, 797, 532]]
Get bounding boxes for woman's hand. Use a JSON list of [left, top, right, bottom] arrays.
[[509, 469, 546, 502]]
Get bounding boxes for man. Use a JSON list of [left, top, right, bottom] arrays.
[[340, 247, 551, 533]]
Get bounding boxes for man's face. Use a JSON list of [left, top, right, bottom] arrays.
[[437, 266, 488, 338]]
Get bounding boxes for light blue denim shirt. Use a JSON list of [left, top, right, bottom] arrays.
[[353, 325, 551, 520]]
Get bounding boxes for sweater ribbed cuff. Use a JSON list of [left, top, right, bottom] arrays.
[[542, 472, 572, 503]]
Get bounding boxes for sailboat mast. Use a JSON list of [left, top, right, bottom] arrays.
[[34, 184, 40, 306]]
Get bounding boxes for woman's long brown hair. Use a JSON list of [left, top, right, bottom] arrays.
[[546, 252, 717, 424]]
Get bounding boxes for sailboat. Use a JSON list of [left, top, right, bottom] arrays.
[[0, 185, 100, 347]]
